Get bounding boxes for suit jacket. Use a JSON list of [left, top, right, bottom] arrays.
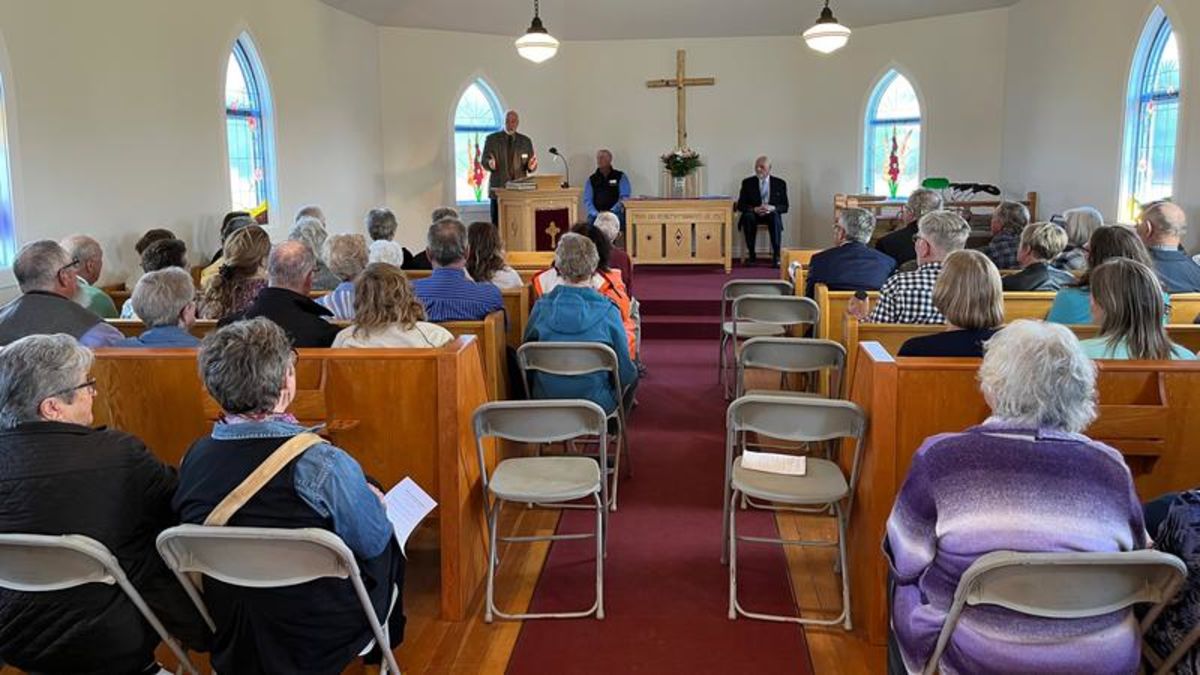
[[875, 220, 919, 266], [222, 287, 340, 348], [737, 176, 789, 216], [1001, 262, 1076, 292], [481, 131, 535, 190], [805, 242, 897, 298]]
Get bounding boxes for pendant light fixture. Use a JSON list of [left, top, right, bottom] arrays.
[[803, 0, 851, 54], [516, 0, 559, 64]]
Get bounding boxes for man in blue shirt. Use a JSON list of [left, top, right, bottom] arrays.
[[583, 149, 632, 234], [1137, 200, 1200, 293], [806, 207, 896, 297], [412, 217, 504, 321], [116, 267, 201, 348]]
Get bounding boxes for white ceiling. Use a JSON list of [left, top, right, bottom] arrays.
[[319, 0, 1020, 41]]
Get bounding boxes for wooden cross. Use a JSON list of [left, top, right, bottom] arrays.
[[646, 49, 715, 150], [544, 220, 562, 248]]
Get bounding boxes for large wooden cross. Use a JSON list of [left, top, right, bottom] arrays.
[[646, 49, 715, 150]]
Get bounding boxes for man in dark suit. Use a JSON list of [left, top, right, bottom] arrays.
[[482, 110, 537, 226], [875, 188, 944, 266], [736, 156, 789, 267], [806, 208, 897, 297]]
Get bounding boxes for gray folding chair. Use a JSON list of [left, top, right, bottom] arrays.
[[0, 533, 199, 675], [718, 280, 795, 392], [724, 294, 820, 399], [156, 525, 401, 674], [474, 399, 609, 622], [921, 550, 1188, 675], [721, 395, 865, 628], [518, 341, 631, 511], [735, 337, 846, 400]]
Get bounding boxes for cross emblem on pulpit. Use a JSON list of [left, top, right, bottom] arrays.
[[545, 221, 562, 248]]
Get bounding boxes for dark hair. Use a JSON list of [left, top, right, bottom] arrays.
[[140, 238, 188, 272], [1077, 225, 1155, 287], [222, 211, 251, 230], [135, 228, 176, 255], [220, 215, 254, 244], [570, 221, 611, 272], [465, 221, 507, 284]]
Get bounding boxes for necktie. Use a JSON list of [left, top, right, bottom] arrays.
[[761, 178, 769, 206]]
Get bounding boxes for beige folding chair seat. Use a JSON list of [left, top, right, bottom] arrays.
[[731, 456, 849, 504], [489, 456, 601, 503]]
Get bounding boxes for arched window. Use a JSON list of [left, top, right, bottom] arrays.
[[1120, 8, 1180, 220], [453, 80, 503, 205], [0, 74, 15, 266], [863, 70, 922, 198], [225, 34, 275, 216]]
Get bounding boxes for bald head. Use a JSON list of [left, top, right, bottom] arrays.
[[268, 240, 315, 293], [1140, 201, 1188, 246], [59, 235, 103, 284]]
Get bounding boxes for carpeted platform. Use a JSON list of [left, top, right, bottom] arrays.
[[638, 264, 781, 340]]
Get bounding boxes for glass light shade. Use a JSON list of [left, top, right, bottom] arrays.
[[803, 22, 851, 54], [516, 31, 559, 63]]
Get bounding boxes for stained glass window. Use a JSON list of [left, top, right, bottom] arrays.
[[225, 36, 274, 216], [453, 81, 503, 204], [1121, 9, 1180, 220], [863, 71, 922, 198], [0, 75, 15, 267]]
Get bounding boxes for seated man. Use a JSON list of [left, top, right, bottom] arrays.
[[0, 240, 123, 347], [412, 217, 504, 321], [1137, 200, 1200, 292], [222, 240, 340, 348], [174, 319, 404, 674], [1002, 222, 1075, 291], [979, 200, 1030, 270], [0, 334, 209, 672], [584, 149, 632, 232], [403, 207, 458, 270], [736, 156, 789, 267], [853, 210, 970, 324], [524, 233, 638, 413], [117, 267, 201, 348], [805, 207, 896, 297], [875, 188, 944, 267], [61, 235, 118, 318]]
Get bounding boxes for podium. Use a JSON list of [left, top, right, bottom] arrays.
[[494, 175, 582, 252]]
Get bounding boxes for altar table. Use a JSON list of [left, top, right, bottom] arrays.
[[625, 198, 734, 272]]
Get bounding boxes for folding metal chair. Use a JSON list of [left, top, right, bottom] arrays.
[[724, 294, 819, 399], [156, 525, 401, 674], [718, 280, 794, 392], [518, 341, 631, 511], [0, 533, 199, 675], [921, 550, 1188, 675], [735, 337, 846, 400], [721, 395, 865, 628], [474, 399, 609, 622]]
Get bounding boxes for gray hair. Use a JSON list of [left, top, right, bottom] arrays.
[[288, 216, 329, 262], [838, 207, 876, 244], [326, 234, 369, 281], [555, 233, 599, 283], [13, 240, 72, 293], [431, 207, 460, 223], [1060, 207, 1104, 248], [906, 188, 944, 221], [0, 334, 94, 429], [427, 217, 468, 266], [198, 317, 293, 415], [295, 204, 326, 226], [131, 267, 195, 328], [979, 320, 1097, 433], [60, 235, 102, 266], [594, 212, 621, 243], [269, 240, 316, 289], [365, 208, 398, 241], [994, 201, 1031, 235], [918, 210, 970, 255]]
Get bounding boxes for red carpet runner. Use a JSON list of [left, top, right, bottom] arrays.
[[505, 331, 812, 673]]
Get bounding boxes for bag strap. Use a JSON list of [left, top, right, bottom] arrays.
[[203, 432, 325, 527]]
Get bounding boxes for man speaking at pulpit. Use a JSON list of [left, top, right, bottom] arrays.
[[483, 110, 537, 226], [736, 155, 789, 267]]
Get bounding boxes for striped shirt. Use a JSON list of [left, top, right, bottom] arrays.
[[412, 267, 504, 322], [317, 281, 355, 321]]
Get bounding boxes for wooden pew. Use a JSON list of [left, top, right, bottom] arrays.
[[814, 284, 879, 347], [845, 343, 1200, 645], [1169, 292, 1200, 323], [779, 248, 821, 283], [90, 339, 493, 621]]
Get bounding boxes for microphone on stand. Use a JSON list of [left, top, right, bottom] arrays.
[[548, 147, 570, 188]]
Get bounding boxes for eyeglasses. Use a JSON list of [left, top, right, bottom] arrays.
[[57, 259, 81, 276], [48, 378, 96, 400]]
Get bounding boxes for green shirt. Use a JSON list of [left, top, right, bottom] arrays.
[[1078, 336, 1196, 360], [75, 277, 118, 319]]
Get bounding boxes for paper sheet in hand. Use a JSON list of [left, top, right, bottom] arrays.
[[384, 478, 437, 556], [741, 450, 807, 476]]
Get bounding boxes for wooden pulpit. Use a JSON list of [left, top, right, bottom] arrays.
[[494, 175, 582, 252]]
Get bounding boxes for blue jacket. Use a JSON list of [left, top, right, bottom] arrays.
[[115, 325, 200, 348], [1150, 248, 1200, 293], [523, 285, 638, 413], [805, 242, 897, 298]]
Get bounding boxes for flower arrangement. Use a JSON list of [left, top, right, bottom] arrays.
[[465, 134, 486, 202], [661, 148, 703, 178], [884, 126, 915, 198]]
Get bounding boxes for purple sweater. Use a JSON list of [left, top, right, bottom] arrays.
[[885, 420, 1149, 675]]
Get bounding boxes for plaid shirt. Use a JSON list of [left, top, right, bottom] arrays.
[[868, 262, 945, 324], [981, 231, 1020, 270]]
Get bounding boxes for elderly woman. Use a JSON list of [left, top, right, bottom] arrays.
[[198, 224, 270, 320], [333, 263, 453, 348], [466, 221, 521, 289], [980, 201, 1030, 270], [173, 318, 405, 673], [1052, 206, 1105, 271], [0, 334, 209, 672], [887, 320, 1149, 675], [289, 215, 340, 290], [1002, 221, 1075, 291], [117, 268, 200, 347], [365, 207, 405, 268], [1047, 225, 1158, 324], [524, 233, 638, 412], [1080, 258, 1195, 360], [121, 238, 189, 319], [317, 234, 369, 320], [898, 249, 1003, 357], [594, 211, 633, 294]]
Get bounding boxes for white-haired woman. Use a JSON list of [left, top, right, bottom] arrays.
[[594, 211, 633, 295], [289, 216, 340, 290], [886, 320, 1149, 675], [1051, 206, 1104, 271]]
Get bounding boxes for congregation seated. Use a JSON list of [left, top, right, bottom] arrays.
[[1136, 200, 1200, 293], [466, 220, 522, 289], [289, 212, 340, 291], [898, 249, 1002, 357], [853, 210, 970, 324], [412, 216, 503, 321], [1047, 225, 1157, 324], [1051, 206, 1104, 271], [524, 233, 638, 413], [200, 212, 253, 287], [595, 211, 633, 295], [116, 268, 201, 348], [403, 207, 459, 270], [805, 206, 896, 298], [198, 224, 270, 320], [874, 187, 943, 267], [61, 234, 118, 318], [1001, 221, 1075, 291], [886, 320, 1150, 674], [0, 334, 209, 672], [173, 319, 405, 673], [332, 262, 453, 348], [317, 233, 369, 320], [978, 200, 1030, 270], [1078, 258, 1195, 360], [365, 207, 405, 267], [224, 240, 339, 347], [121, 236, 189, 319], [0, 240, 123, 347]]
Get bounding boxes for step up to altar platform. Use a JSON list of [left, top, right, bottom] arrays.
[[636, 264, 778, 340]]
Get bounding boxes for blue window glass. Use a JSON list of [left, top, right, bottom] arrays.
[[225, 36, 273, 216], [0, 75, 15, 267], [1122, 9, 1180, 220], [863, 71, 922, 198], [453, 81, 503, 204]]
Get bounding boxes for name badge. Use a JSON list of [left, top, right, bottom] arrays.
[[608, 179, 618, 185]]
